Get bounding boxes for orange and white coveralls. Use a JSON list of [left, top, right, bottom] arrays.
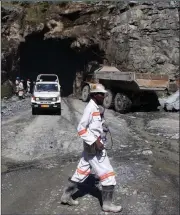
[[71, 99, 116, 186], [19, 81, 24, 91]]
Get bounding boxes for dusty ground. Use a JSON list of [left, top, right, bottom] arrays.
[[1, 97, 179, 215]]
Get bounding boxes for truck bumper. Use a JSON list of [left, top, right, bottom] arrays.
[[32, 102, 61, 109]]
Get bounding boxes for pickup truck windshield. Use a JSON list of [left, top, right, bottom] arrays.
[[35, 84, 58, 92]]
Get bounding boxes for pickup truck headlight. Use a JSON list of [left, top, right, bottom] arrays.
[[52, 97, 56, 101], [36, 97, 39, 101]]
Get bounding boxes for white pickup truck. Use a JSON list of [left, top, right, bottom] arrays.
[[31, 74, 61, 115]]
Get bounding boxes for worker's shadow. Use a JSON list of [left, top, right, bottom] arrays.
[[71, 174, 103, 206]]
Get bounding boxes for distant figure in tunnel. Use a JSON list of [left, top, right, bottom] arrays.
[[15, 77, 20, 95], [26, 79, 31, 94], [30, 81, 35, 94], [18, 80, 25, 99], [61, 84, 122, 213], [19, 80, 24, 90]]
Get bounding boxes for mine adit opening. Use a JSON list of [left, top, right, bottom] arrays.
[[19, 32, 105, 97]]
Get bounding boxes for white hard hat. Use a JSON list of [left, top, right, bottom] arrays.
[[90, 84, 107, 94]]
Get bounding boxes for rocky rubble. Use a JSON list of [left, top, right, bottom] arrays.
[[1, 96, 31, 119], [146, 117, 179, 139], [1, 1, 179, 92], [1, 97, 179, 214]]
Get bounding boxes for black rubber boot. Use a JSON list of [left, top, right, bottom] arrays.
[[102, 185, 122, 213]]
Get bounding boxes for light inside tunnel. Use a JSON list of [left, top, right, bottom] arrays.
[[19, 32, 104, 97]]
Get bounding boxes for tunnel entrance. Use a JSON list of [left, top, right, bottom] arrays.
[[19, 32, 104, 97]]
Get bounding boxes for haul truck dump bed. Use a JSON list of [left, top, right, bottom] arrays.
[[81, 65, 171, 113], [94, 66, 169, 91]]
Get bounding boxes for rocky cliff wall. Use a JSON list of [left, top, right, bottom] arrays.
[[1, 1, 179, 94]]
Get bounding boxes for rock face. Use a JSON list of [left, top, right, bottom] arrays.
[[1, 1, 179, 94]]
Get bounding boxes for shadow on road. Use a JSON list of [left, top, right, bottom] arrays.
[[131, 105, 160, 113], [70, 174, 102, 207], [33, 109, 61, 116]]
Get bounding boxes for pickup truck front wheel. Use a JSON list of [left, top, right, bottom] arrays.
[[57, 104, 61, 115], [32, 107, 36, 115], [58, 108, 61, 115], [114, 93, 132, 114]]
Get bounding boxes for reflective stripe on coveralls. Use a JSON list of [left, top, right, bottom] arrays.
[[92, 112, 100, 116], [100, 172, 115, 181], [77, 168, 91, 176], [78, 129, 87, 136]]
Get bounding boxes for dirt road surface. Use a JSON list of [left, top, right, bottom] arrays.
[[1, 97, 179, 215]]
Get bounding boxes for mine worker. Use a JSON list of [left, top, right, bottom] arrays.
[[15, 77, 20, 85], [15, 77, 20, 95], [19, 79, 24, 90], [30, 80, 34, 94], [18, 79, 25, 99], [61, 84, 122, 213], [32, 81, 36, 93], [26, 79, 31, 93]]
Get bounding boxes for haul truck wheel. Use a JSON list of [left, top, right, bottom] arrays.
[[82, 85, 90, 102], [103, 89, 114, 109], [114, 93, 132, 113]]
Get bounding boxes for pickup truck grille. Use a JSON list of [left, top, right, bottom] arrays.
[[39, 97, 54, 101]]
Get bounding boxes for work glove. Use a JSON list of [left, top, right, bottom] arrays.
[[95, 137, 104, 151]]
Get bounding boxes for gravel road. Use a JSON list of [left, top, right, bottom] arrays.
[[1, 97, 179, 215]]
